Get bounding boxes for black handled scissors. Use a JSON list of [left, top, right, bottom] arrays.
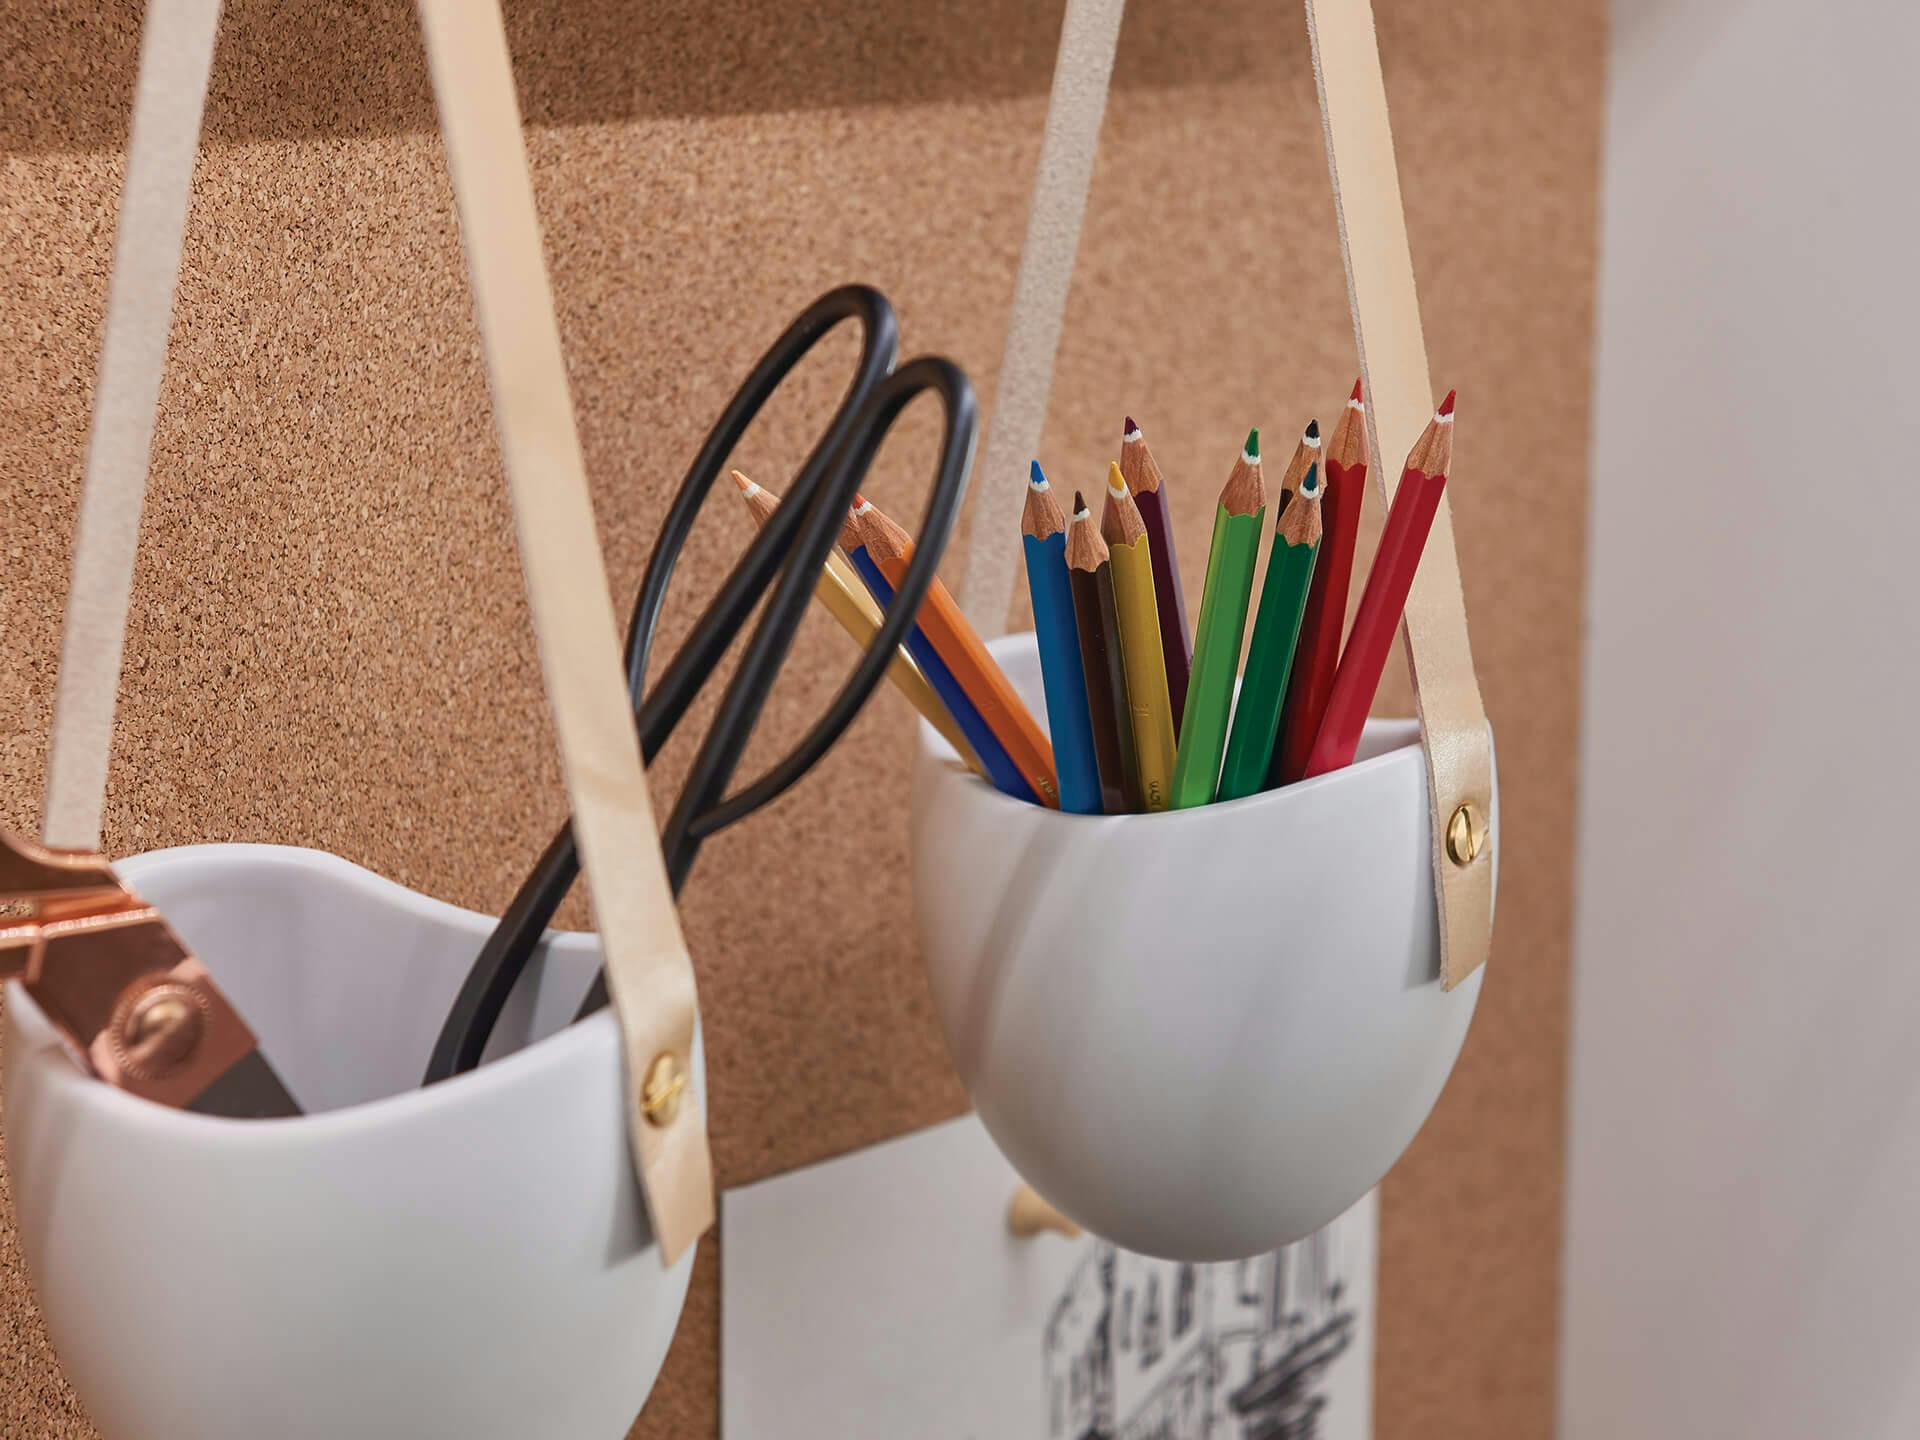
[[423, 285, 977, 1082]]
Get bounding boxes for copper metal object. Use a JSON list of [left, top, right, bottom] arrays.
[[0, 829, 299, 1116]]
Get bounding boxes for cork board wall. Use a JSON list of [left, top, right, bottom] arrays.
[[0, 1, 1602, 1436]]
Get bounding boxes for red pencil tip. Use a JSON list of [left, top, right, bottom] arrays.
[[1438, 390, 1456, 417], [1349, 377, 1363, 402], [852, 492, 867, 507]]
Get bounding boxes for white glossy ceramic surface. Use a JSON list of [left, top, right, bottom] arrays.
[[3, 844, 697, 1440], [911, 633, 1494, 1261]]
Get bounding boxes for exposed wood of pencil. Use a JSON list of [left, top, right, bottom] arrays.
[[1100, 462, 1175, 810], [1219, 430, 1267, 516], [1066, 494, 1140, 813], [1273, 419, 1322, 517], [1272, 381, 1367, 788], [1120, 417, 1192, 737], [1022, 470, 1068, 541], [729, 472, 982, 774], [1276, 463, 1325, 549], [1302, 393, 1456, 778], [857, 498, 1061, 807]]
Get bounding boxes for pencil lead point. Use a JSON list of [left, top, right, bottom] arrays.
[[1030, 458, 1048, 490], [1123, 415, 1139, 438], [1106, 460, 1127, 497], [730, 469, 755, 495], [1244, 427, 1260, 461], [1350, 377, 1363, 403], [1438, 390, 1456, 418], [1072, 490, 1090, 518], [1305, 418, 1320, 441]]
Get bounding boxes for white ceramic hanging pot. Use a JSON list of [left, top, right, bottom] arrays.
[[910, 633, 1493, 1262], [3, 844, 698, 1440]]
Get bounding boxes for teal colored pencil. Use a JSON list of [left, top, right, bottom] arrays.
[[1023, 461, 1102, 813], [1218, 448, 1323, 802], [1169, 428, 1266, 808]]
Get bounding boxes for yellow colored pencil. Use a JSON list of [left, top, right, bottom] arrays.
[[731, 472, 982, 774], [1099, 461, 1176, 810]]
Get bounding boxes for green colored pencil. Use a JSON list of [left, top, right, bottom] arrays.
[[1169, 427, 1267, 808], [1218, 434, 1324, 802]]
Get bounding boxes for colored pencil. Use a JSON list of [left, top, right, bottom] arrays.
[[1217, 434, 1323, 802], [841, 500, 1035, 801], [851, 496, 1060, 807], [1272, 379, 1366, 787], [1120, 417, 1192, 734], [730, 472, 982, 776], [1023, 461, 1102, 814], [1065, 491, 1140, 813], [1100, 461, 1177, 811], [1302, 392, 1455, 779], [1168, 428, 1267, 808]]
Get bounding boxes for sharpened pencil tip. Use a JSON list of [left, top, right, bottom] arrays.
[[1349, 377, 1363, 403], [1244, 427, 1260, 460], [1106, 460, 1127, 497], [730, 469, 756, 495], [1124, 415, 1138, 437], [1030, 458, 1049, 490], [1305, 418, 1320, 440], [1072, 490, 1090, 519], [1438, 390, 1456, 417]]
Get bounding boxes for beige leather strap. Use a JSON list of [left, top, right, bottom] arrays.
[[416, 0, 711, 1260], [1307, 0, 1494, 986], [957, 0, 1127, 633], [41, 0, 223, 853], [42, 0, 711, 1262]]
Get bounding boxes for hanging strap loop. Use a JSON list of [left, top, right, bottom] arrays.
[[1308, 0, 1494, 986], [43, 0, 713, 1263]]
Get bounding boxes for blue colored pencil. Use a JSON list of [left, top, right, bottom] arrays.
[[1021, 461, 1102, 813], [843, 501, 1040, 804]]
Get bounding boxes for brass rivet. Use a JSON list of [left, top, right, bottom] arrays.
[[1446, 803, 1486, 867], [640, 1052, 686, 1128], [117, 984, 207, 1080]]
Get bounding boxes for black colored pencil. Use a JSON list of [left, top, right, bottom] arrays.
[[1065, 491, 1141, 813]]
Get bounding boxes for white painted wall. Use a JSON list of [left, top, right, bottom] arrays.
[[1563, 2, 1920, 1436]]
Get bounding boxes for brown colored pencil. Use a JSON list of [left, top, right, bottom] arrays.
[[1065, 491, 1140, 813], [1120, 418, 1193, 735]]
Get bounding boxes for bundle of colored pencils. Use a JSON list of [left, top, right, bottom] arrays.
[[1021, 387, 1457, 814], [727, 382, 1454, 817]]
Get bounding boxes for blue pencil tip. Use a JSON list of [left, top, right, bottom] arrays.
[[1029, 458, 1049, 489]]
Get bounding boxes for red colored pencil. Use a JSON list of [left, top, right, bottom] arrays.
[[1300, 391, 1455, 779], [1272, 379, 1367, 786]]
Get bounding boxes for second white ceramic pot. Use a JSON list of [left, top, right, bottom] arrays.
[[910, 633, 1494, 1262], [3, 844, 697, 1440]]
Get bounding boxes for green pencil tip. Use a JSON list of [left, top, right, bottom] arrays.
[[1244, 426, 1260, 460]]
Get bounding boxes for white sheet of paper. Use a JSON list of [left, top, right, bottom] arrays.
[[723, 1115, 1375, 1438]]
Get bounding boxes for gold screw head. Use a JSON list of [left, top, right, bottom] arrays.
[[640, 1052, 686, 1128], [114, 982, 208, 1081], [1446, 803, 1487, 867]]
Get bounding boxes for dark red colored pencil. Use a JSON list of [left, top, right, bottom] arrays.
[[1272, 378, 1368, 787], [1301, 391, 1455, 779]]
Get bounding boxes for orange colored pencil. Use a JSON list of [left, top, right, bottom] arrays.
[[853, 498, 1060, 807]]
